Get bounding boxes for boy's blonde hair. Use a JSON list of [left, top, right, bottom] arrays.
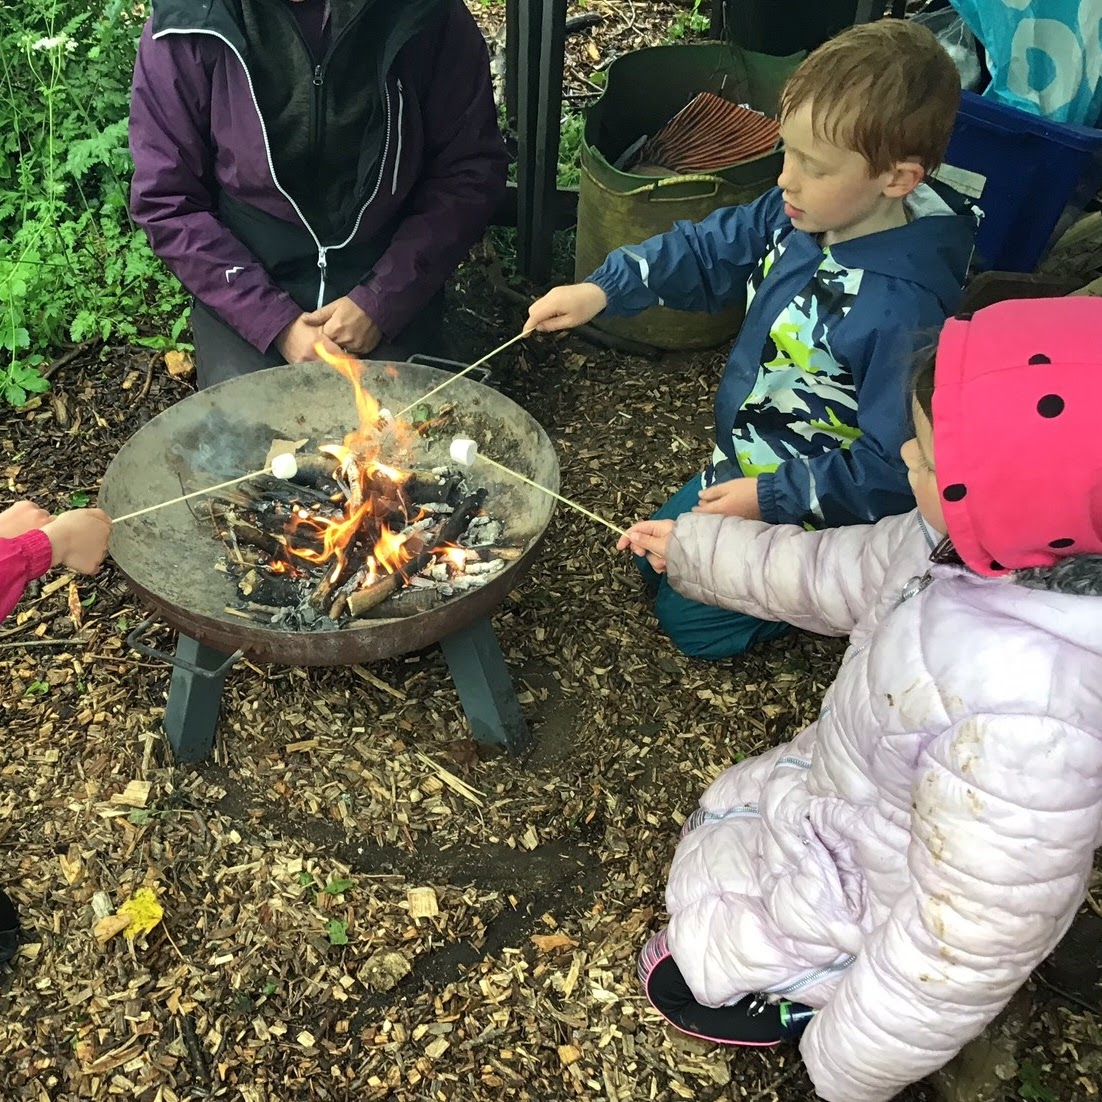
[[780, 20, 961, 174]]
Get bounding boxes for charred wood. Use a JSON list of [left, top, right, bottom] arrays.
[[348, 489, 486, 619]]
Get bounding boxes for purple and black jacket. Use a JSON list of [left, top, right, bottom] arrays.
[[129, 0, 508, 353]]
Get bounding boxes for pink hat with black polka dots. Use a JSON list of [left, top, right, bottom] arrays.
[[932, 296, 1102, 578]]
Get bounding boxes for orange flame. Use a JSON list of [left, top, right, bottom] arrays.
[[274, 342, 426, 583], [314, 343, 381, 448], [375, 527, 413, 574]]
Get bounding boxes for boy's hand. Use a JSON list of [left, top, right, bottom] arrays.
[[617, 518, 676, 574], [43, 509, 112, 574], [695, 478, 761, 520], [0, 500, 51, 539], [275, 314, 344, 364], [527, 283, 608, 332]]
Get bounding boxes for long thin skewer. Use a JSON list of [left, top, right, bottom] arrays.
[[395, 330, 530, 418], [112, 468, 274, 524], [474, 452, 625, 536]]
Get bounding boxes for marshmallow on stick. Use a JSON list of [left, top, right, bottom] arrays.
[[450, 437, 479, 466], [270, 453, 299, 480]]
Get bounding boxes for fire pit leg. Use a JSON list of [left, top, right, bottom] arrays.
[[439, 618, 531, 754], [164, 635, 233, 764]]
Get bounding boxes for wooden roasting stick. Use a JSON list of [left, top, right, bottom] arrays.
[[394, 330, 530, 418], [346, 489, 487, 619]]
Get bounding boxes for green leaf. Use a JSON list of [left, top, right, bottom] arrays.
[[297, 871, 315, 888], [2, 380, 28, 407], [324, 877, 354, 897], [25, 680, 50, 697], [80, 592, 96, 608], [69, 491, 91, 507], [128, 809, 155, 826], [326, 919, 349, 946], [1018, 1061, 1056, 1102], [261, 979, 279, 996]]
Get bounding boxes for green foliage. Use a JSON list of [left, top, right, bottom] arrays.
[[557, 109, 585, 189], [323, 876, 355, 897], [668, 0, 710, 41], [1017, 1061, 1057, 1102], [325, 919, 349, 946], [0, 2, 188, 407]]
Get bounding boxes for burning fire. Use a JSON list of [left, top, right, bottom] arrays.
[[273, 343, 445, 588]]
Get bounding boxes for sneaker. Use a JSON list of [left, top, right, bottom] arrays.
[[0, 888, 19, 965]]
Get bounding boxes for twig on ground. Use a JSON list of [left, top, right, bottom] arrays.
[[43, 338, 103, 381]]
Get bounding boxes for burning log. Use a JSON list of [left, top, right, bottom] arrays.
[[287, 453, 340, 489], [219, 516, 287, 560], [348, 489, 487, 620], [359, 588, 439, 619], [309, 535, 369, 613]]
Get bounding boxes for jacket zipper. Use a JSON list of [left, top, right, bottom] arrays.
[[680, 803, 760, 837], [777, 755, 811, 769], [154, 29, 327, 300], [318, 80, 393, 305], [391, 79, 404, 195], [153, 27, 399, 311], [766, 954, 857, 998]]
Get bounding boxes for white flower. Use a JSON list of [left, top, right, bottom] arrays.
[[30, 33, 75, 52]]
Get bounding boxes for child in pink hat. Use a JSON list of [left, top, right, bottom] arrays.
[[618, 297, 1102, 1101]]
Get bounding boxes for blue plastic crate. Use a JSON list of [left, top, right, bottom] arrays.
[[934, 91, 1102, 272]]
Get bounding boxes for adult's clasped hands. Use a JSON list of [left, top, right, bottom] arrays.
[[276, 296, 383, 363]]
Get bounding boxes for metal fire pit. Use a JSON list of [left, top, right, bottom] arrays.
[[99, 359, 559, 758]]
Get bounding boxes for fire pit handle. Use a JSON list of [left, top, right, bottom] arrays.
[[406, 353, 494, 387], [126, 617, 245, 679]]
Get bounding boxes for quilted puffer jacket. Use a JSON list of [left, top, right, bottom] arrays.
[[662, 508, 1102, 1101]]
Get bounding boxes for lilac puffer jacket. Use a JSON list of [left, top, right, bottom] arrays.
[[662, 509, 1102, 1101]]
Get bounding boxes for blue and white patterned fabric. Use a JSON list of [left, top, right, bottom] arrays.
[[952, 0, 1102, 126]]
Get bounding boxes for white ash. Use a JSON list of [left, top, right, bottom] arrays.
[[437, 568, 503, 597], [418, 502, 454, 514], [460, 516, 503, 548], [464, 559, 505, 576], [400, 517, 436, 538]]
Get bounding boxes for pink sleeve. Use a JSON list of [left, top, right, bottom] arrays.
[[0, 529, 53, 622]]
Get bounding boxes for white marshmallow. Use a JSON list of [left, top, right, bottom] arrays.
[[378, 408, 393, 423], [450, 437, 479, 466], [271, 452, 299, 480]]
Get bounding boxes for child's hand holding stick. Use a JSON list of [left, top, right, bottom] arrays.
[[617, 519, 676, 574], [41, 509, 112, 574]]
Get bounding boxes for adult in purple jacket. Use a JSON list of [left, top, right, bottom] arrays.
[[129, 0, 508, 387]]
